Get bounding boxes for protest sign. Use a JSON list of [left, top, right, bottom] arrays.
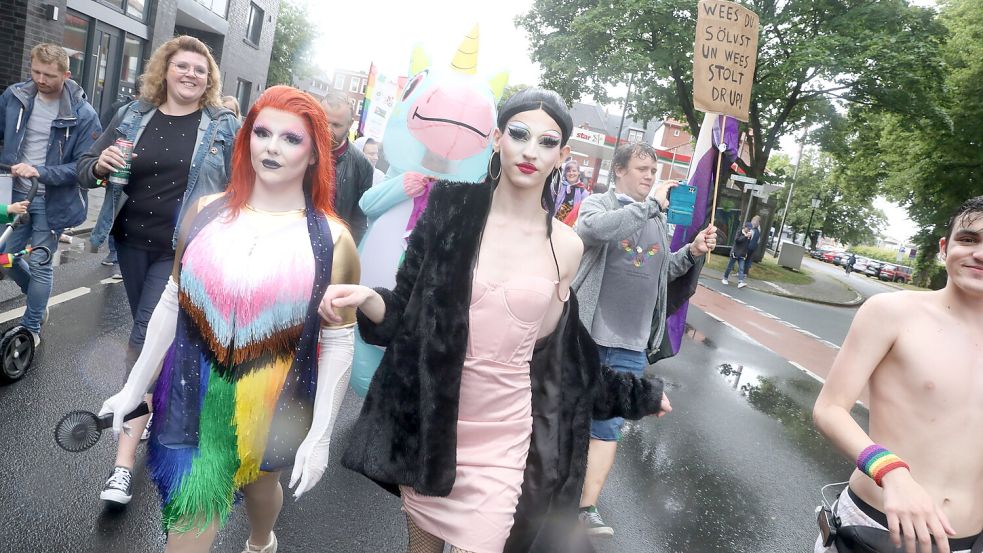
[[693, 0, 759, 121]]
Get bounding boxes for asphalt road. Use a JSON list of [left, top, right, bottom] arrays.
[[0, 244, 866, 552], [699, 257, 901, 348], [801, 257, 900, 300]]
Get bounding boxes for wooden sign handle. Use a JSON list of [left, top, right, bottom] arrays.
[[709, 114, 728, 228]]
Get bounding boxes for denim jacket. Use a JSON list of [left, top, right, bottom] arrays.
[[77, 99, 239, 249], [0, 79, 101, 231]]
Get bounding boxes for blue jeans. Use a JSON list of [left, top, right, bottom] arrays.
[[590, 345, 648, 441], [723, 255, 746, 282], [4, 192, 57, 334]]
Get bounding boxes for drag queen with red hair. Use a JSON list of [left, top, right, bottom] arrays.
[[99, 85, 359, 553]]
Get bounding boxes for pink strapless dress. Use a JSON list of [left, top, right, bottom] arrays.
[[401, 275, 558, 553]]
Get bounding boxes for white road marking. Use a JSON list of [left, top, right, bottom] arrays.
[[722, 320, 754, 342], [821, 340, 841, 350], [764, 281, 792, 295], [100, 277, 124, 285], [705, 311, 724, 322], [0, 286, 92, 324], [789, 361, 825, 384], [797, 329, 821, 339]]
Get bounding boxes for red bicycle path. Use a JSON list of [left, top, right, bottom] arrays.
[[689, 285, 869, 404]]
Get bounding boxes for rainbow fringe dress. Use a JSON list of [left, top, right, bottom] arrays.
[[147, 198, 334, 533]]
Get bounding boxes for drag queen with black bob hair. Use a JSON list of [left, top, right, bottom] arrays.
[[321, 88, 665, 553]]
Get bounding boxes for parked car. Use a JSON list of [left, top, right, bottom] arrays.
[[822, 251, 841, 263], [852, 257, 870, 273], [810, 249, 827, 260], [865, 261, 884, 278], [834, 253, 851, 266], [879, 264, 913, 283]]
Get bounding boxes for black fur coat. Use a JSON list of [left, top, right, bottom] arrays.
[[341, 181, 664, 552]]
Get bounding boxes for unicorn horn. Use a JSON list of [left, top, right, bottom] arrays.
[[450, 25, 479, 75]]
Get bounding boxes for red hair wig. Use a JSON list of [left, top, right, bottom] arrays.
[[225, 85, 337, 218]]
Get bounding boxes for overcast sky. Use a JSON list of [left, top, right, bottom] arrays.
[[304, 0, 917, 242], [307, 0, 541, 85]]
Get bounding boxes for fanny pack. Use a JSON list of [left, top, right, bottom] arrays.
[[817, 485, 983, 553]]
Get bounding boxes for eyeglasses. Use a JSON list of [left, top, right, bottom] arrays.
[[169, 61, 209, 79]]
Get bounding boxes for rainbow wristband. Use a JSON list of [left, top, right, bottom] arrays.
[[857, 444, 910, 487]]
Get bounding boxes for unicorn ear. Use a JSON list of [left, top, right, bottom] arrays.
[[408, 45, 430, 76], [488, 71, 510, 102]]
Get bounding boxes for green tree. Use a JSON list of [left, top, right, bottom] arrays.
[[827, 0, 983, 285], [772, 150, 885, 248], [266, 0, 319, 87], [499, 84, 531, 105], [520, 0, 946, 183]]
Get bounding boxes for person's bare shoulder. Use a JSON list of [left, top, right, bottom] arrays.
[[852, 289, 940, 336], [551, 223, 584, 277], [857, 289, 911, 318]]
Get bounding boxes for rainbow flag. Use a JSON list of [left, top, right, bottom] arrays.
[[357, 63, 378, 136]]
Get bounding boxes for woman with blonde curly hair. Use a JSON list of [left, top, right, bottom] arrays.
[[77, 34, 240, 509]]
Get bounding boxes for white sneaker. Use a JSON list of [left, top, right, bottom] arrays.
[[721, 278, 729, 285], [100, 466, 133, 505], [242, 532, 277, 553], [28, 330, 40, 347], [737, 282, 747, 289]]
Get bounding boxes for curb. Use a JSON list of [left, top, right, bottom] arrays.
[[698, 275, 864, 308], [745, 283, 864, 307]]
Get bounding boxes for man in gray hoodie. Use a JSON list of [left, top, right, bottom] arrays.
[[572, 143, 716, 537]]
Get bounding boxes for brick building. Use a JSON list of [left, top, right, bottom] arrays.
[[330, 68, 367, 118], [0, 0, 278, 118]]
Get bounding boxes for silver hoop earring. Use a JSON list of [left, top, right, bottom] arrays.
[[487, 151, 502, 181]]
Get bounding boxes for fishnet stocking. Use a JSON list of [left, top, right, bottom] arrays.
[[404, 515, 477, 553], [406, 515, 443, 553]]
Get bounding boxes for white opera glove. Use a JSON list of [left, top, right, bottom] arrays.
[[98, 277, 179, 438], [289, 326, 354, 499]]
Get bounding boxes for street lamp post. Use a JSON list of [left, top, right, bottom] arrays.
[[803, 195, 821, 248], [607, 73, 635, 188], [774, 128, 809, 256]]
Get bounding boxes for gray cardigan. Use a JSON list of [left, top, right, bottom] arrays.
[[572, 186, 696, 359]]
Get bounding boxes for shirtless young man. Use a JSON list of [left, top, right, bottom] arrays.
[[813, 196, 983, 553]]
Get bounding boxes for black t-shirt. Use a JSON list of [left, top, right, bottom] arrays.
[[112, 109, 201, 250]]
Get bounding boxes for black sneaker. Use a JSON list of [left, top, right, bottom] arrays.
[[579, 505, 614, 537], [100, 466, 133, 505]]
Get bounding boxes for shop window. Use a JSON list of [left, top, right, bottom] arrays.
[[236, 78, 253, 110], [334, 75, 344, 89], [63, 12, 90, 80], [349, 78, 361, 93], [246, 3, 264, 46], [126, 0, 146, 20], [119, 36, 143, 87]]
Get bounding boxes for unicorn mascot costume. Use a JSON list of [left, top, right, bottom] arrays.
[[352, 27, 508, 394]]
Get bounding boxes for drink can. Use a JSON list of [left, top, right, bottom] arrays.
[[108, 139, 134, 185]]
